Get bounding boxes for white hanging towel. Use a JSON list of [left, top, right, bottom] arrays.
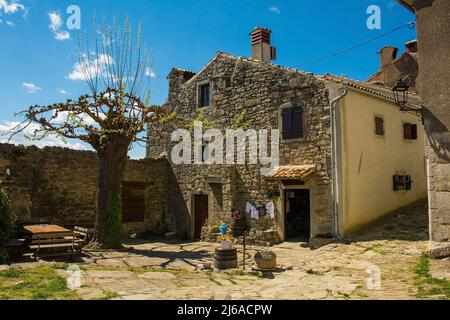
[[246, 202, 252, 214], [250, 206, 259, 220], [266, 202, 275, 219]]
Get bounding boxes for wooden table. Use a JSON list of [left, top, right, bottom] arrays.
[[24, 225, 76, 260], [24, 224, 70, 236]]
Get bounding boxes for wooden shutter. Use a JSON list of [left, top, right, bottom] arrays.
[[122, 182, 146, 223], [411, 124, 418, 140], [282, 108, 293, 140], [404, 123, 418, 140], [292, 107, 303, 139], [404, 123, 412, 139], [375, 117, 384, 136]]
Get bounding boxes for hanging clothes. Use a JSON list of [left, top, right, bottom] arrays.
[[266, 202, 275, 219], [250, 206, 259, 220], [245, 202, 252, 214]]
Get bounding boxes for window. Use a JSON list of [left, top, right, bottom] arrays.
[[393, 175, 413, 191], [404, 123, 418, 140], [198, 83, 210, 108], [375, 116, 385, 136], [282, 106, 304, 140]]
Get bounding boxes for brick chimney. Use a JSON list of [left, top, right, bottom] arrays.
[[405, 40, 418, 53], [167, 68, 196, 101], [250, 27, 276, 63], [378, 46, 399, 68]]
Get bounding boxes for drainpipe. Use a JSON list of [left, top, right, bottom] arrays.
[[330, 85, 348, 239]]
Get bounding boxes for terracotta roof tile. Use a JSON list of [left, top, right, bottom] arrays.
[[265, 165, 316, 180]]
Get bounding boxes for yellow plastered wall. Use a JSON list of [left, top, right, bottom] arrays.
[[338, 90, 427, 236]]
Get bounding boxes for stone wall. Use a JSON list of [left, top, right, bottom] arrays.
[[148, 52, 332, 239], [0, 143, 171, 236], [414, 0, 450, 243]]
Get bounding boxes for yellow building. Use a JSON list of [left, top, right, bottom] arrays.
[[327, 76, 427, 236]]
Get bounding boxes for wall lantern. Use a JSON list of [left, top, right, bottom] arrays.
[[392, 79, 423, 120], [392, 79, 409, 110]]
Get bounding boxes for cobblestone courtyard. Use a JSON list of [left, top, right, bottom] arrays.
[[2, 202, 449, 300]]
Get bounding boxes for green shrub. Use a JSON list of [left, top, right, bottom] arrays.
[[0, 249, 9, 265], [104, 194, 121, 248], [0, 184, 16, 246]]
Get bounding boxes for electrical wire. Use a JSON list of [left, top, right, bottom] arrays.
[[290, 21, 416, 68]]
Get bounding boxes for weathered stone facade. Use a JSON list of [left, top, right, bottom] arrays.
[[397, 0, 450, 245], [0, 143, 173, 236], [148, 52, 332, 240]]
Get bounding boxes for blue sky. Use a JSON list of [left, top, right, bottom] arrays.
[[0, 0, 416, 158]]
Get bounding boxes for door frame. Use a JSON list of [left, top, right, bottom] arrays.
[[277, 184, 315, 241], [188, 191, 212, 239]]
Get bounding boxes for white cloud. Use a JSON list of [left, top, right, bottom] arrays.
[[58, 89, 68, 95], [145, 67, 156, 78], [0, 121, 86, 150], [22, 82, 41, 93], [47, 11, 70, 41], [67, 54, 114, 81], [5, 20, 14, 27], [269, 6, 281, 14], [48, 11, 63, 31], [54, 30, 70, 40], [0, 0, 25, 14]]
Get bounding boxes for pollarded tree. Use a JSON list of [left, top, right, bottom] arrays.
[[11, 18, 166, 248]]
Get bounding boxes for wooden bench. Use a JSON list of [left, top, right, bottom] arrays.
[[73, 226, 90, 252], [4, 239, 26, 261], [28, 232, 80, 260]]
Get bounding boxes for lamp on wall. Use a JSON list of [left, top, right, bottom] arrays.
[[392, 79, 409, 110], [392, 79, 423, 120]]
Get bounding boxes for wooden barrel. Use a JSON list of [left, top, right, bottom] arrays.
[[213, 247, 238, 270], [231, 211, 247, 237]]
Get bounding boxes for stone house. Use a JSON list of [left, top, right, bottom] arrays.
[[148, 27, 427, 244], [396, 0, 450, 256]]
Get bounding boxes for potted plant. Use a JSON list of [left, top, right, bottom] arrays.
[[217, 223, 232, 249], [266, 183, 281, 199]]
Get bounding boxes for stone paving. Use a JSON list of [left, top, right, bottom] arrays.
[[9, 202, 450, 300]]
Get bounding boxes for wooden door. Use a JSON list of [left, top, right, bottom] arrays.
[[122, 182, 146, 223], [194, 195, 209, 239], [285, 189, 311, 240]]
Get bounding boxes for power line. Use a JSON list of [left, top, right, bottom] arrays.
[[290, 21, 416, 68]]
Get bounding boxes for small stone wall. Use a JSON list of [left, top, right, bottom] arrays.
[[0, 143, 172, 236]]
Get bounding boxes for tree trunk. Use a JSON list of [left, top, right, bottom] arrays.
[[94, 140, 129, 248]]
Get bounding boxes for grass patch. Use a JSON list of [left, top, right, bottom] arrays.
[[413, 253, 450, 299], [337, 291, 351, 300], [102, 290, 120, 300], [371, 245, 389, 256], [208, 276, 222, 286], [306, 269, 326, 276], [0, 267, 79, 300], [232, 270, 264, 279], [80, 265, 191, 276]]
